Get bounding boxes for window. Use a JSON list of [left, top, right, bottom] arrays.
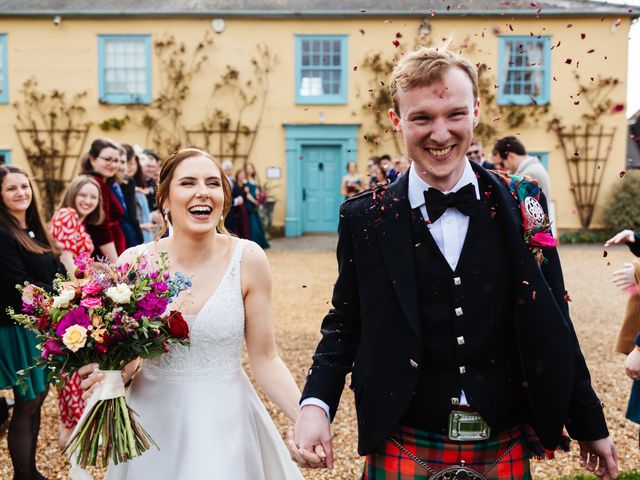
[[498, 36, 550, 105], [98, 35, 151, 104], [529, 151, 548, 170], [0, 150, 11, 164], [296, 35, 347, 104], [0, 35, 7, 104]]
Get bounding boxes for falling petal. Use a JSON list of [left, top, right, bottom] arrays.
[[620, 170, 626, 178]]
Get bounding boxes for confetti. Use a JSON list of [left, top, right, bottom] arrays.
[[566, 23, 574, 28], [565, 58, 572, 64], [612, 103, 625, 113], [353, 66, 357, 71], [358, 29, 365, 35], [587, 49, 595, 53], [392, 39, 400, 48], [603, 250, 608, 258], [395, 32, 403, 38], [581, 33, 586, 39], [563, 291, 572, 302], [620, 171, 626, 178]]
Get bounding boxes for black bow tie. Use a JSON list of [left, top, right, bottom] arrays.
[[423, 183, 479, 222]]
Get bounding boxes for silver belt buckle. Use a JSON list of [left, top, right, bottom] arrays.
[[448, 410, 491, 441]]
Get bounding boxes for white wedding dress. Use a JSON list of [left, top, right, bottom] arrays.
[[106, 239, 303, 480]]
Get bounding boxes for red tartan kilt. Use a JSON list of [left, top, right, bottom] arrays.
[[363, 424, 531, 480]]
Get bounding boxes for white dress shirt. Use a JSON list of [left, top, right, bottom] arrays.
[[303, 160, 479, 418]]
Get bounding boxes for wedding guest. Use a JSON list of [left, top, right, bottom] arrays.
[[0, 165, 65, 480], [115, 145, 143, 248], [243, 164, 270, 249], [123, 144, 155, 243], [80, 138, 126, 262], [233, 169, 253, 241], [222, 160, 246, 236], [467, 141, 496, 169], [380, 154, 399, 183], [606, 228, 640, 448], [79, 148, 304, 479], [493, 136, 551, 197], [142, 149, 160, 211], [341, 162, 364, 199], [49, 175, 105, 447], [369, 163, 387, 189]]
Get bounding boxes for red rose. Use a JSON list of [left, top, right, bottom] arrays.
[[166, 311, 189, 339]]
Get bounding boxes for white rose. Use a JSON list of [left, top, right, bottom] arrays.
[[105, 284, 133, 304], [62, 325, 88, 352], [52, 287, 76, 309]]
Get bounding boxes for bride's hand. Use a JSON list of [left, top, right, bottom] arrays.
[[78, 358, 142, 401]]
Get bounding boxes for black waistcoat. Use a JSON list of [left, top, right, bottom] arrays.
[[402, 178, 529, 434]]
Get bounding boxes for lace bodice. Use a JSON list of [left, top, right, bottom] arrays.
[[142, 239, 246, 381]]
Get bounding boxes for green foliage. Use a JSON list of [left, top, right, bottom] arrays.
[[602, 169, 640, 233], [99, 115, 129, 131], [559, 229, 611, 244]]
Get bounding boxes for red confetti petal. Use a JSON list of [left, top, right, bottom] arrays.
[[353, 66, 358, 71], [359, 29, 365, 35], [614, 18, 622, 27], [392, 39, 400, 48], [581, 33, 586, 39], [395, 32, 403, 38], [566, 23, 573, 28], [620, 170, 626, 178], [565, 58, 572, 64], [612, 103, 625, 113], [587, 49, 595, 53], [508, 24, 514, 31]]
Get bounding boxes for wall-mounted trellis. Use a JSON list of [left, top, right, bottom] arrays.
[[185, 121, 257, 167], [13, 78, 90, 217], [551, 123, 616, 228]]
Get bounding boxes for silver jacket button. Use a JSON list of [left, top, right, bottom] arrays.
[[409, 359, 419, 369]]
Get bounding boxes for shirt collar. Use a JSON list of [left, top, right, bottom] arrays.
[[408, 158, 480, 210]]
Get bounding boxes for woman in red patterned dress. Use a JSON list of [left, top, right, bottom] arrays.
[[49, 175, 104, 447], [80, 138, 126, 262]]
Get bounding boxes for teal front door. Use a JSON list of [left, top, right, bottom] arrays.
[[301, 145, 341, 232]]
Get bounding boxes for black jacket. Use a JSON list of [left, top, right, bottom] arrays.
[[0, 225, 63, 327], [301, 162, 608, 455]]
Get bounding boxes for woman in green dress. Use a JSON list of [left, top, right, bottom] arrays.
[[0, 165, 65, 480], [242, 163, 270, 250]]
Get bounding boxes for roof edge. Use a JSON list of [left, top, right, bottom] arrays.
[[0, 8, 636, 18]]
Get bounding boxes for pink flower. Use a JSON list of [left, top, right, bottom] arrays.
[[41, 338, 64, 358], [530, 232, 556, 248], [56, 307, 90, 336], [80, 297, 103, 309], [82, 281, 102, 296], [152, 282, 168, 293], [21, 284, 39, 306]]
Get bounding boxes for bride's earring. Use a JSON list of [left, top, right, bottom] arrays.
[[163, 207, 169, 219]]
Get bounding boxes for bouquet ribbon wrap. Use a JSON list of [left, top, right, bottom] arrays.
[[69, 370, 126, 480]]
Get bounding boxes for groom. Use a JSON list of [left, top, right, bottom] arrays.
[[290, 47, 618, 479]]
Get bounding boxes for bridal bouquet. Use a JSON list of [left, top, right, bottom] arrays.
[[9, 252, 191, 468]]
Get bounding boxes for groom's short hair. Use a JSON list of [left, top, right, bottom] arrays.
[[389, 46, 478, 116]]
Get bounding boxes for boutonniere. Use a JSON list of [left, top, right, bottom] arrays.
[[492, 171, 556, 267], [522, 196, 556, 266]]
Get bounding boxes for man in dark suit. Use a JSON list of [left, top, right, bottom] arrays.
[[290, 47, 618, 479]]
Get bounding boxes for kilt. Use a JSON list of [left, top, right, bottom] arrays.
[[362, 424, 531, 480]]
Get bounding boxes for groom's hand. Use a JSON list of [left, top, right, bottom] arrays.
[[578, 437, 618, 480], [288, 405, 334, 469]]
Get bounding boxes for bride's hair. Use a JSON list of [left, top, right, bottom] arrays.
[[155, 148, 232, 239]]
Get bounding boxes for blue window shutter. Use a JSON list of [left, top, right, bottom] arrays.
[[0, 150, 12, 164], [295, 35, 348, 105], [0, 35, 8, 104], [98, 34, 152, 105], [497, 36, 550, 106]]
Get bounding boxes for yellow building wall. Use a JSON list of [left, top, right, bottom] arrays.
[[0, 15, 630, 231]]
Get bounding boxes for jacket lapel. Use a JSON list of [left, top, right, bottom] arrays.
[[374, 175, 421, 340]]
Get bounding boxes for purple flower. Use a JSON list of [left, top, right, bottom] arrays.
[[134, 292, 168, 320], [55, 307, 90, 336], [152, 282, 168, 293], [41, 338, 64, 358]]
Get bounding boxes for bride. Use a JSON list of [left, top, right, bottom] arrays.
[[79, 148, 312, 479]]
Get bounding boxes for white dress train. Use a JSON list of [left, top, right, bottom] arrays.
[[106, 239, 303, 479]]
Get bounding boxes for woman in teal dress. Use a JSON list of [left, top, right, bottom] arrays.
[[0, 165, 65, 479], [242, 164, 270, 250]]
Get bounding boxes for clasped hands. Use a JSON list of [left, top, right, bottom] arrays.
[[77, 358, 142, 401], [287, 405, 334, 469]]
